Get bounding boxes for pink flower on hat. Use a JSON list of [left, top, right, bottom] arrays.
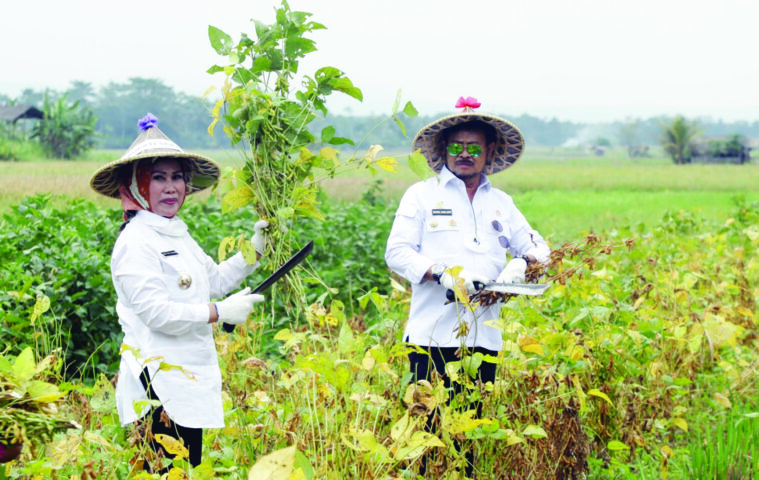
[[455, 96, 481, 109]]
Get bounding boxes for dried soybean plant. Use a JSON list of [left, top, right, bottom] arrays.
[[472, 233, 635, 306]]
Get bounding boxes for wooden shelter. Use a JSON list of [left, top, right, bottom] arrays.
[[0, 105, 44, 123], [691, 136, 753, 164]]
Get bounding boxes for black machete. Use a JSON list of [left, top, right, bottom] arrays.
[[222, 240, 314, 333]]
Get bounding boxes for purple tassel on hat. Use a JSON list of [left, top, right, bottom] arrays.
[[138, 113, 158, 130]]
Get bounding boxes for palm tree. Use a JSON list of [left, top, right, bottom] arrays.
[[660, 116, 701, 164]]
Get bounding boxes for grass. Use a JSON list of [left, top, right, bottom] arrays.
[[320, 146, 759, 241], [687, 401, 759, 478], [1, 146, 757, 243]]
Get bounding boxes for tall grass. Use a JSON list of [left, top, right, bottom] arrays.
[[688, 404, 759, 479]]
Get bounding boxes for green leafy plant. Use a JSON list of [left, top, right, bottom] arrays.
[[205, 0, 415, 318], [31, 93, 96, 159], [0, 138, 17, 162], [0, 192, 757, 479], [0, 192, 401, 379], [0, 346, 77, 458], [0, 195, 120, 379]]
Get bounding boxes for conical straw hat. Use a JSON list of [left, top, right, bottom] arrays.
[[90, 113, 220, 198], [412, 97, 525, 175]]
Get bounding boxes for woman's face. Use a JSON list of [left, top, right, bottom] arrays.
[[148, 158, 186, 217]]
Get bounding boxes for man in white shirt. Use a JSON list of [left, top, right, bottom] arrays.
[[385, 96, 550, 477]]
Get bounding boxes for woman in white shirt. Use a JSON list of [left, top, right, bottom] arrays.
[[90, 113, 266, 471]]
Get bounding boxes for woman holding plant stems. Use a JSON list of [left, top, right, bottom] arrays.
[[385, 97, 550, 477], [90, 113, 269, 471]]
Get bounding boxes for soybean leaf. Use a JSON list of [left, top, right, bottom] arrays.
[[155, 434, 189, 460], [252, 56, 272, 74], [191, 174, 217, 188], [408, 150, 431, 180], [332, 77, 363, 101], [587, 388, 614, 406], [608, 440, 630, 451], [392, 89, 401, 115], [208, 26, 233, 55], [376, 157, 398, 172], [523, 425, 548, 439], [394, 116, 407, 137], [206, 65, 226, 74], [321, 125, 335, 143], [328, 136, 354, 146], [294, 451, 315, 480], [222, 186, 255, 214], [30, 294, 50, 325], [403, 101, 418, 117], [461, 352, 483, 378], [13, 347, 36, 383], [27, 380, 64, 403]]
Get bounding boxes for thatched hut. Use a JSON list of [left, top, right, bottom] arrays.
[[0, 105, 43, 123]]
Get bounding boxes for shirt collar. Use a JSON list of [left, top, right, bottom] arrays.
[[439, 166, 491, 191], [134, 210, 189, 237]]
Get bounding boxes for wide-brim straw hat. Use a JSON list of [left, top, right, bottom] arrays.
[[412, 97, 525, 175], [90, 113, 220, 198]]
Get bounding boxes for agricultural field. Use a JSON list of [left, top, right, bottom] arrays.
[[1, 146, 758, 479], [2, 145, 758, 240]]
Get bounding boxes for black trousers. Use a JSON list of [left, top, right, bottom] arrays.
[[409, 346, 498, 398], [139, 369, 203, 470], [408, 345, 498, 478]]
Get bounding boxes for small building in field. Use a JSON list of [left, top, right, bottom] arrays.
[[691, 135, 753, 164], [0, 105, 44, 123]]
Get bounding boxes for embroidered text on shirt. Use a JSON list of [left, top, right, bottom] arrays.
[[431, 208, 453, 216], [161, 250, 178, 256]]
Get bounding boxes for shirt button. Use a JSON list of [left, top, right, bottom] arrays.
[[178, 273, 192, 289]]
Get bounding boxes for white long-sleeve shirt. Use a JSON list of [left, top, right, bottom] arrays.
[[112, 210, 257, 428], [385, 167, 550, 351]]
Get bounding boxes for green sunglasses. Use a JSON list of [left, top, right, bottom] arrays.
[[447, 143, 483, 157]]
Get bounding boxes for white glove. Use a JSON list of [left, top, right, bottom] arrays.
[[497, 258, 527, 284], [251, 220, 269, 256], [215, 287, 264, 325], [439, 270, 489, 295]]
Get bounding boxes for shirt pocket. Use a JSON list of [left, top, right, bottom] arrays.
[[159, 254, 199, 300], [425, 216, 460, 233], [422, 216, 462, 263]]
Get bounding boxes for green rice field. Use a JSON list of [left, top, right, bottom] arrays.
[[1, 146, 757, 242]]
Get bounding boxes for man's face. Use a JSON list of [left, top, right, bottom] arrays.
[[444, 128, 492, 181]]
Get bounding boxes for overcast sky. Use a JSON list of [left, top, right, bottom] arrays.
[[2, 0, 757, 123]]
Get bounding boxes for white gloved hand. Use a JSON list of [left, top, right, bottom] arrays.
[[497, 258, 527, 284], [439, 270, 489, 295], [215, 287, 265, 325], [251, 220, 269, 256]]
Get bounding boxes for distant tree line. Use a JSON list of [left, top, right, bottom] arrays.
[[2, 79, 224, 150], [3, 78, 759, 151]]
